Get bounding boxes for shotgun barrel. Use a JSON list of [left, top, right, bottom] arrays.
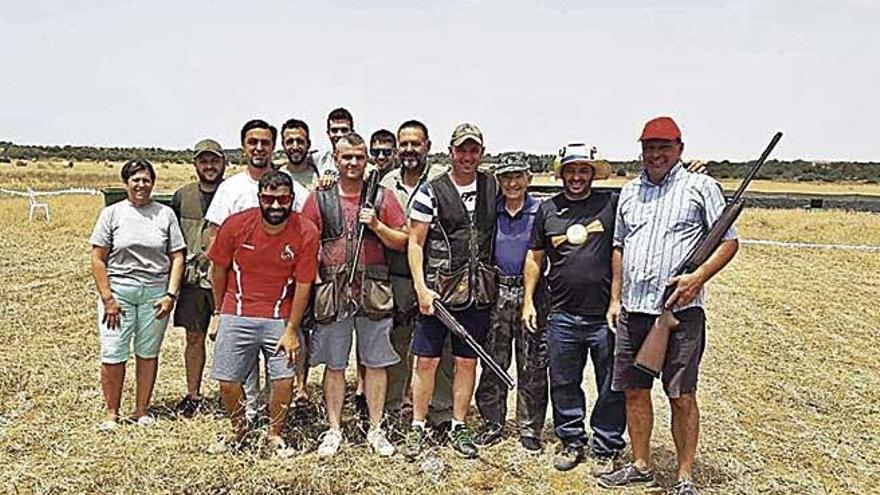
[[433, 301, 515, 390]]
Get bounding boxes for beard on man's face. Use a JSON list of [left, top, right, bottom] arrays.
[[260, 205, 291, 225], [285, 149, 306, 165], [400, 152, 425, 170], [196, 169, 223, 185]]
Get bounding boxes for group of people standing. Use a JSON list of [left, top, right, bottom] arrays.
[[89, 109, 738, 495]]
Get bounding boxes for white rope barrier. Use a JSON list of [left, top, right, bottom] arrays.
[[741, 239, 880, 252], [0, 187, 100, 197]]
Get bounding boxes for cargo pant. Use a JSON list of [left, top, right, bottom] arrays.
[[385, 274, 453, 424], [475, 282, 549, 439]]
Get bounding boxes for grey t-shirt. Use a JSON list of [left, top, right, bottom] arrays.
[[90, 200, 186, 287]]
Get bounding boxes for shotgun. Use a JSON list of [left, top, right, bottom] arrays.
[[340, 170, 381, 318], [433, 301, 515, 390], [634, 132, 783, 378]]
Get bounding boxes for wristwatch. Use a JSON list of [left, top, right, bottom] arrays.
[[165, 292, 178, 301]]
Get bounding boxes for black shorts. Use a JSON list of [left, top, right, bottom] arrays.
[[611, 307, 706, 398], [412, 307, 489, 359], [173, 287, 215, 332]]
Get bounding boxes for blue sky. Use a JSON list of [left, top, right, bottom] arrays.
[[1, 0, 877, 160]]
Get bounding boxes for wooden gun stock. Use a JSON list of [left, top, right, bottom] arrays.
[[634, 310, 680, 378]]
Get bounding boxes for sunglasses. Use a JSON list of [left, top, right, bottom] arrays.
[[370, 149, 394, 158], [259, 193, 293, 206]]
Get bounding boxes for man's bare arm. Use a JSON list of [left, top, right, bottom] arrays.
[[522, 249, 544, 332], [210, 262, 228, 311], [407, 220, 436, 315], [666, 239, 739, 308], [607, 247, 624, 331]]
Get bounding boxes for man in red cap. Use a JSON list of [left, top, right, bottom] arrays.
[[599, 117, 739, 495]]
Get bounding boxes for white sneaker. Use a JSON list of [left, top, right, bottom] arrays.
[[96, 419, 117, 433], [367, 428, 395, 457], [136, 415, 156, 427], [317, 429, 343, 458], [268, 436, 296, 459]]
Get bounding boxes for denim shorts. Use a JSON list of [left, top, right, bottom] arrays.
[[97, 281, 169, 364]]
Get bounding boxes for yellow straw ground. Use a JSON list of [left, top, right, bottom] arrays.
[[0, 186, 878, 494]]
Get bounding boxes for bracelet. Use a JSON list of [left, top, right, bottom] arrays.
[[212, 310, 221, 316], [165, 292, 178, 301]]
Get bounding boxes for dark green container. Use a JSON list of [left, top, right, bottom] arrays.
[[102, 187, 174, 207]]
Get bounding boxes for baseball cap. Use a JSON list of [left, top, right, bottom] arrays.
[[494, 155, 530, 175], [450, 123, 483, 147], [193, 138, 225, 158], [639, 117, 682, 142], [556, 142, 611, 180]]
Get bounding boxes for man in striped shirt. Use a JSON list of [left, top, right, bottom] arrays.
[[206, 171, 318, 455], [405, 123, 496, 460], [599, 117, 739, 495]]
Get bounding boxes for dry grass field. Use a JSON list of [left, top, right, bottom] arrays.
[[1, 163, 879, 494]]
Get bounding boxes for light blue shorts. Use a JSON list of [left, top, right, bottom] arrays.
[[98, 281, 169, 364]]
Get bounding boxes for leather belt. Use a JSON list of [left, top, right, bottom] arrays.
[[498, 274, 524, 287]]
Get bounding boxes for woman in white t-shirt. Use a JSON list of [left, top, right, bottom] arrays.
[[89, 159, 186, 431]]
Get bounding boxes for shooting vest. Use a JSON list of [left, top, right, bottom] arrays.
[[178, 183, 213, 289], [312, 185, 392, 322], [424, 172, 497, 311]]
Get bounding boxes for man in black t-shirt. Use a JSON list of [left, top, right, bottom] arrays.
[[170, 138, 226, 417], [523, 143, 626, 475]]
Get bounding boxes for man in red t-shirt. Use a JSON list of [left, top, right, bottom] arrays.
[[207, 171, 318, 454], [301, 133, 408, 458]]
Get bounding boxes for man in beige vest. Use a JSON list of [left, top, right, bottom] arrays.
[[170, 138, 227, 417]]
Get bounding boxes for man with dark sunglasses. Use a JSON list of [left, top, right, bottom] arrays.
[[205, 119, 309, 423], [369, 129, 398, 176], [207, 170, 318, 455]]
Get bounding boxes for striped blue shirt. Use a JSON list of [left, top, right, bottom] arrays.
[[613, 162, 737, 315]]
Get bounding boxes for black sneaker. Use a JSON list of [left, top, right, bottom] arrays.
[[597, 463, 656, 489], [672, 479, 700, 495], [447, 424, 479, 459], [520, 436, 542, 454], [553, 444, 584, 471], [176, 395, 202, 419], [404, 425, 429, 461], [473, 421, 503, 447]]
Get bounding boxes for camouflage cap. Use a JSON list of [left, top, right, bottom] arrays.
[[450, 123, 483, 147], [193, 138, 225, 159], [494, 155, 530, 176]]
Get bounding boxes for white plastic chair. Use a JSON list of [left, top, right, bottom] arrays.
[[27, 189, 50, 221]]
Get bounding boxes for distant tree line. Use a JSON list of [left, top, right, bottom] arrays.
[[1, 142, 877, 182], [0, 142, 243, 165]]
